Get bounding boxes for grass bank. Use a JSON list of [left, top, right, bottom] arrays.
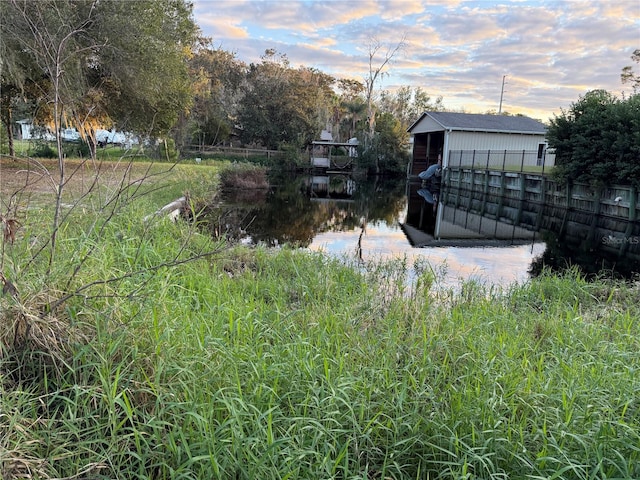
[[0, 160, 638, 479]]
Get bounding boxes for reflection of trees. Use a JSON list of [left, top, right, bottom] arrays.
[[354, 176, 407, 225], [199, 174, 407, 248], [529, 230, 640, 279]]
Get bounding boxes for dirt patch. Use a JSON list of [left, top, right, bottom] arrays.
[[1, 157, 57, 196], [0, 156, 166, 205]]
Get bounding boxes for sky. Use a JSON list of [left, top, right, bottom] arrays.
[[192, 0, 640, 123]]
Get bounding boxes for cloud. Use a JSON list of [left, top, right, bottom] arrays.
[[192, 0, 640, 121], [196, 11, 249, 40], [377, 0, 426, 21]]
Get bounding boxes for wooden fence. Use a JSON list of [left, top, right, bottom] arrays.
[[183, 145, 285, 160]]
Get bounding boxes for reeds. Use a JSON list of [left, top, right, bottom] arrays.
[[1, 164, 639, 479]]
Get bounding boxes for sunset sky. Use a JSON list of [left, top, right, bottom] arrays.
[[193, 0, 640, 122]]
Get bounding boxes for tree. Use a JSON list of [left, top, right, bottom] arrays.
[[84, 0, 199, 145], [1, 0, 105, 269], [328, 78, 365, 142], [0, 0, 198, 269], [363, 37, 405, 141], [342, 98, 366, 141], [546, 90, 640, 187], [0, 83, 21, 157], [0, 4, 53, 158], [0, 0, 199, 155], [237, 50, 293, 149], [379, 86, 444, 131], [0, 2, 231, 407], [372, 112, 409, 173], [179, 45, 246, 148], [362, 36, 405, 172], [621, 48, 640, 93], [237, 50, 334, 150]]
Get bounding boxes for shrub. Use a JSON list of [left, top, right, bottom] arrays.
[[62, 139, 90, 158], [152, 137, 179, 162], [276, 141, 306, 169], [29, 140, 57, 158], [219, 162, 269, 189], [547, 90, 640, 187]]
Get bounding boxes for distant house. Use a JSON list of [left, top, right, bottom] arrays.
[[61, 127, 81, 141], [16, 119, 55, 141], [15, 121, 81, 142], [407, 111, 554, 175], [14, 119, 138, 147], [96, 129, 137, 146]]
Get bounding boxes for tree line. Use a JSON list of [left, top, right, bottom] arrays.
[[0, 0, 442, 174], [1, 0, 638, 180]]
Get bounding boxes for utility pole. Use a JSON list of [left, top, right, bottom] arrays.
[[498, 75, 507, 114]]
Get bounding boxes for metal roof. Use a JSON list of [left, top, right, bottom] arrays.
[[408, 111, 547, 135]]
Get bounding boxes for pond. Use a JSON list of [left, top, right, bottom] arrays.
[[199, 172, 638, 288]]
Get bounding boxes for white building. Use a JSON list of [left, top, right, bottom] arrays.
[[16, 119, 55, 141], [15, 120, 137, 147], [407, 111, 554, 175]]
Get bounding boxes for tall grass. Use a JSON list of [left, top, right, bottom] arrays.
[[1, 164, 639, 479]]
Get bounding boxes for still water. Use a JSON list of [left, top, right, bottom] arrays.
[[307, 225, 546, 288], [203, 172, 550, 289]]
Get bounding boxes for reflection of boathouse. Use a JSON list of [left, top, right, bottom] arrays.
[[402, 168, 640, 267], [403, 181, 538, 247], [307, 174, 356, 201]]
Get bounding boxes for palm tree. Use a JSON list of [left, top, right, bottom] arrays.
[[342, 99, 366, 140]]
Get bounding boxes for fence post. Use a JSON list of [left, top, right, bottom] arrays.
[[520, 150, 525, 172], [558, 181, 572, 239], [468, 150, 475, 199], [535, 175, 546, 230], [515, 173, 526, 225], [502, 150, 507, 171], [586, 187, 603, 245], [496, 170, 506, 221], [620, 186, 638, 257], [481, 167, 490, 215], [454, 169, 462, 208]]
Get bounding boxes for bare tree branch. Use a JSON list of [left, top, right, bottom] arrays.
[[363, 35, 406, 172]]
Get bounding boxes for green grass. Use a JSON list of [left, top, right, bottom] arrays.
[[1, 162, 639, 479]]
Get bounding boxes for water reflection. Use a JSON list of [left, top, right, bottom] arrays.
[[200, 173, 405, 248], [529, 230, 640, 279], [200, 173, 547, 287], [198, 172, 638, 285], [403, 181, 538, 246], [404, 177, 639, 280]]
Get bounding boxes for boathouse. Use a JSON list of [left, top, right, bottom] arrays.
[[407, 111, 553, 176], [310, 132, 359, 170]]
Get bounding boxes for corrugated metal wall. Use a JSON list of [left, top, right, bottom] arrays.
[[447, 131, 545, 151]]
